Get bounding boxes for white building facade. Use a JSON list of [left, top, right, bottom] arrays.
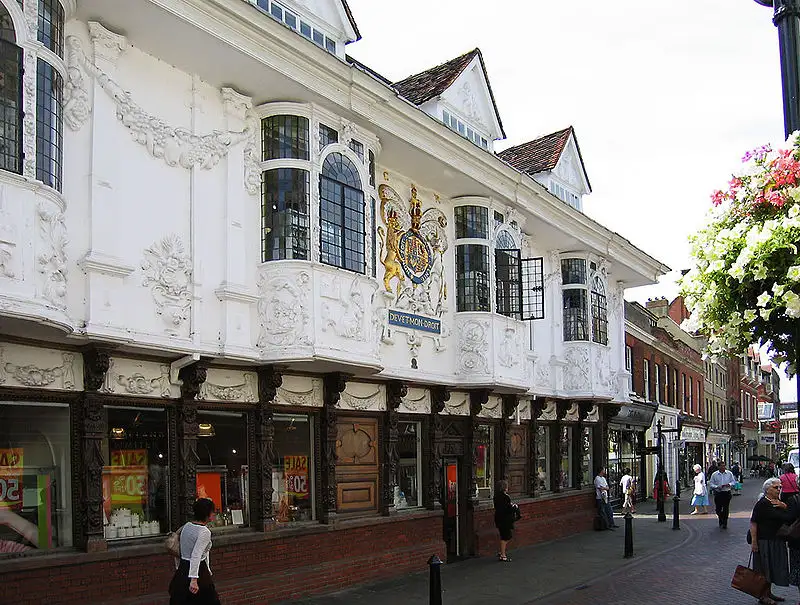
[[0, 1, 668, 602]]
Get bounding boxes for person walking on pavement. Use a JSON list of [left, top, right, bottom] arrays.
[[751, 478, 793, 605], [780, 463, 800, 506], [493, 480, 516, 562], [732, 461, 743, 496], [691, 464, 709, 515], [708, 460, 735, 529], [619, 468, 634, 514], [169, 498, 222, 605], [594, 467, 618, 530]]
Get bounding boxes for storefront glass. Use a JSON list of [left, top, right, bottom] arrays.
[[197, 411, 249, 529], [103, 406, 169, 540], [397, 421, 421, 509], [558, 426, 573, 489], [607, 428, 642, 502], [0, 402, 71, 554], [475, 424, 494, 499], [536, 425, 550, 492], [273, 413, 314, 523]]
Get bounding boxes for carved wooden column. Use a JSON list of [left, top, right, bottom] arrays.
[[321, 372, 347, 523], [79, 347, 110, 552], [426, 385, 449, 509], [499, 395, 519, 481], [552, 401, 570, 493], [253, 366, 282, 531], [601, 403, 621, 473], [176, 362, 206, 524], [468, 389, 489, 504], [383, 380, 407, 514], [529, 399, 545, 497]]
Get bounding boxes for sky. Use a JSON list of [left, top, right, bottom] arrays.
[[344, 0, 797, 402]]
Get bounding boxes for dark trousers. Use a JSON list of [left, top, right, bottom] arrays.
[[596, 498, 615, 529], [714, 491, 732, 526]]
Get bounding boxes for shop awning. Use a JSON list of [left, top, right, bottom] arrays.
[[609, 402, 657, 428]]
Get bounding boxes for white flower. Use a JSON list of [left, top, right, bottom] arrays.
[[744, 309, 757, 323], [788, 265, 800, 282], [760, 308, 773, 321], [757, 291, 772, 307], [785, 291, 800, 318]]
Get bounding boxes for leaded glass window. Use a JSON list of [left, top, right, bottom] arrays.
[[454, 206, 488, 239], [591, 276, 608, 345], [561, 258, 586, 285], [261, 168, 309, 262], [38, 0, 64, 57], [319, 152, 365, 273], [0, 6, 22, 175], [319, 123, 337, 151], [456, 244, 489, 312], [262, 115, 309, 160], [563, 288, 588, 341], [35, 59, 63, 191]]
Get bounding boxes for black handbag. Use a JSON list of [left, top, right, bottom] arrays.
[[512, 503, 522, 521]]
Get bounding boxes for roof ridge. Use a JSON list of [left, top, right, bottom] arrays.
[[393, 48, 480, 86]]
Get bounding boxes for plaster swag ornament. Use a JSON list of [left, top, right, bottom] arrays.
[[37, 207, 68, 309], [142, 235, 193, 332], [257, 271, 312, 348], [63, 34, 253, 170], [0, 347, 76, 389], [200, 373, 257, 402]]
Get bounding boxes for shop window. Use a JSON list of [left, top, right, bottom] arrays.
[[103, 406, 169, 541], [581, 426, 594, 487], [0, 402, 72, 554], [536, 425, 550, 493], [261, 168, 309, 262], [262, 115, 309, 160], [196, 411, 249, 530], [273, 413, 315, 523], [607, 429, 641, 502], [558, 426, 573, 489], [396, 421, 421, 509], [475, 424, 494, 499], [319, 152, 365, 273]]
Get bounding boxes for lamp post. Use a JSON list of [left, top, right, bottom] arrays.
[[755, 0, 800, 136]]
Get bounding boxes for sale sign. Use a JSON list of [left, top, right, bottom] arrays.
[[0, 448, 23, 510], [284, 455, 309, 499], [108, 449, 148, 506]]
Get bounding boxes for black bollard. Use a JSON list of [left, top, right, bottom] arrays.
[[428, 554, 443, 605], [672, 493, 681, 530], [623, 512, 633, 559]]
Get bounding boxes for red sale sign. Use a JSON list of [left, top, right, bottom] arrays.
[[0, 448, 23, 510], [284, 455, 309, 499]]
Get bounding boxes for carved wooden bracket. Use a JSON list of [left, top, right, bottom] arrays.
[[556, 400, 570, 421], [179, 362, 207, 400], [469, 389, 490, 417], [82, 346, 110, 393], [176, 362, 206, 524], [502, 394, 519, 419], [532, 398, 545, 420], [430, 385, 450, 414], [426, 385, 449, 510], [383, 380, 407, 513], [579, 402, 594, 422], [257, 365, 283, 403]]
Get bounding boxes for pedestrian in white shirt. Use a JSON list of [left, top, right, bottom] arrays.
[[619, 468, 634, 514], [594, 468, 618, 530], [708, 461, 736, 529]]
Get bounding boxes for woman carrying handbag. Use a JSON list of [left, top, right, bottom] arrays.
[[750, 478, 794, 605], [169, 498, 222, 605]]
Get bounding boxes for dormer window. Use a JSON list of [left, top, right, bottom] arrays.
[[549, 181, 581, 211], [442, 110, 489, 150], [253, 0, 338, 55]]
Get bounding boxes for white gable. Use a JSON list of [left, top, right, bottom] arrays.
[[552, 134, 590, 196], [287, 0, 358, 41], [438, 56, 503, 141]]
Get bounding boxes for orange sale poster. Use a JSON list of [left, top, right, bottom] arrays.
[[284, 455, 309, 499], [109, 449, 148, 506], [0, 448, 23, 509]]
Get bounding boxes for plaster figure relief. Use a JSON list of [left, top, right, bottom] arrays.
[[459, 79, 486, 129], [534, 356, 552, 388], [141, 235, 193, 333], [257, 271, 312, 348], [457, 319, 490, 375], [497, 326, 521, 368], [320, 277, 366, 341], [538, 400, 557, 421], [0, 190, 16, 279], [37, 206, 68, 309], [563, 347, 591, 391], [595, 347, 614, 392]]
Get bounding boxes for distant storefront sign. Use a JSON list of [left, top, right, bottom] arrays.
[[681, 426, 706, 443], [760, 434, 777, 445]]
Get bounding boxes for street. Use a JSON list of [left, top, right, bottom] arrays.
[[283, 479, 795, 605]]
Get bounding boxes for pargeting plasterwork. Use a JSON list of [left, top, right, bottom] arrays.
[[64, 29, 252, 171], [21, 8, 36, 177], [594, 347, 614, 392], [275, 375, 322, 407], [141, 235, 193, 333], [64, 36, 92, 131], [37, 206, 68, 309], [221, 87, 260, 196], [478, 395, 502, 419], [199, 369, 257, 403], [457, 319, 490, 375], [376, 183, 449, 355], [398, 387, 431, 414], [497, 326, 521, 368], [534, 356, 552, 388], [458, 79, 486, 129], [0, 345, 80, 390], [0, 189, 16, 279], [320, 276, 366, 341], [444, 391, 469, 416], [564, 402, 580, 422], [555, 146, 580, 189], [538, 400, 557, 421], [563, 346, 591, 391], [257, 271, 312, 348], [517, 399, 532, 421], [337, 382, 386, 412], [101, 358, 174, 397]]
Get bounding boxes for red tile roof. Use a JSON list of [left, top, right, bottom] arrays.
[[497, 127, 573, 175]]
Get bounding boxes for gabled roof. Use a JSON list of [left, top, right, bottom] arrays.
[[392, 48, 505, 137], [340, 0, 361, 42]]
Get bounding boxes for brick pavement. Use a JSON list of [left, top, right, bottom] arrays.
[[277, 478, 794, 605]]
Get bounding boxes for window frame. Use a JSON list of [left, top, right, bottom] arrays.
[[261, 167, 310, 262], [643, 359, 650, 401], [319, 151, 366, 273]]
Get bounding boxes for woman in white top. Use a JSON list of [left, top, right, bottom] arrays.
[[169, 498, 222, 605], [691, 464, 710, 515]]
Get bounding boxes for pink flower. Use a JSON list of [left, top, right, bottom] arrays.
[[711, 190, 726, 206]]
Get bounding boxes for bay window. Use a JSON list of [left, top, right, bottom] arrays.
[[261, 168, 309, 261], [319, 152, 365, 273], [0, 7, 21, 175], [262, 115, 309, 160], [590, 275, 608, 344], [455, 206, 490, 312], [562, 258, 609, 345]]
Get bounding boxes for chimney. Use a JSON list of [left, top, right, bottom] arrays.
[[645, 297, 669, 318]]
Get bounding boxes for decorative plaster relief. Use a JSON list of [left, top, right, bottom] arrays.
[[101, 358, 175, 397], [22, 51, 35, 178], [337, 382, 386, 412], [37, 206, 67, 309], [563, 347, 591, 391], [478, 396, 502, 419], [564, 403, 580, 422], [595, 348, 614, 392], [0, 189, 17, 279], [0, 344, 81, 390], [497, 326, 521, 368], [64, 32, 252, 170], [457, 319, 490, 375], [585, 404, 600, 423], [534, 356, 552, 388], [538, 400, 557, 421], [257, 270, 312, 348], [398, 387, 431, 415], [458, 80, 486, 129], [199, 369, 257, 403], [64, 36, 91, 131], [275, 375, 322, 407], [518, 399, 532, 421], [320, 277, 366, 341], [444, 391, 470, 416], [142, 235, 192, 333]]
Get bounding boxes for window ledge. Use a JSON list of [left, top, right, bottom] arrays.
[[515, 487, 594, 505]]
